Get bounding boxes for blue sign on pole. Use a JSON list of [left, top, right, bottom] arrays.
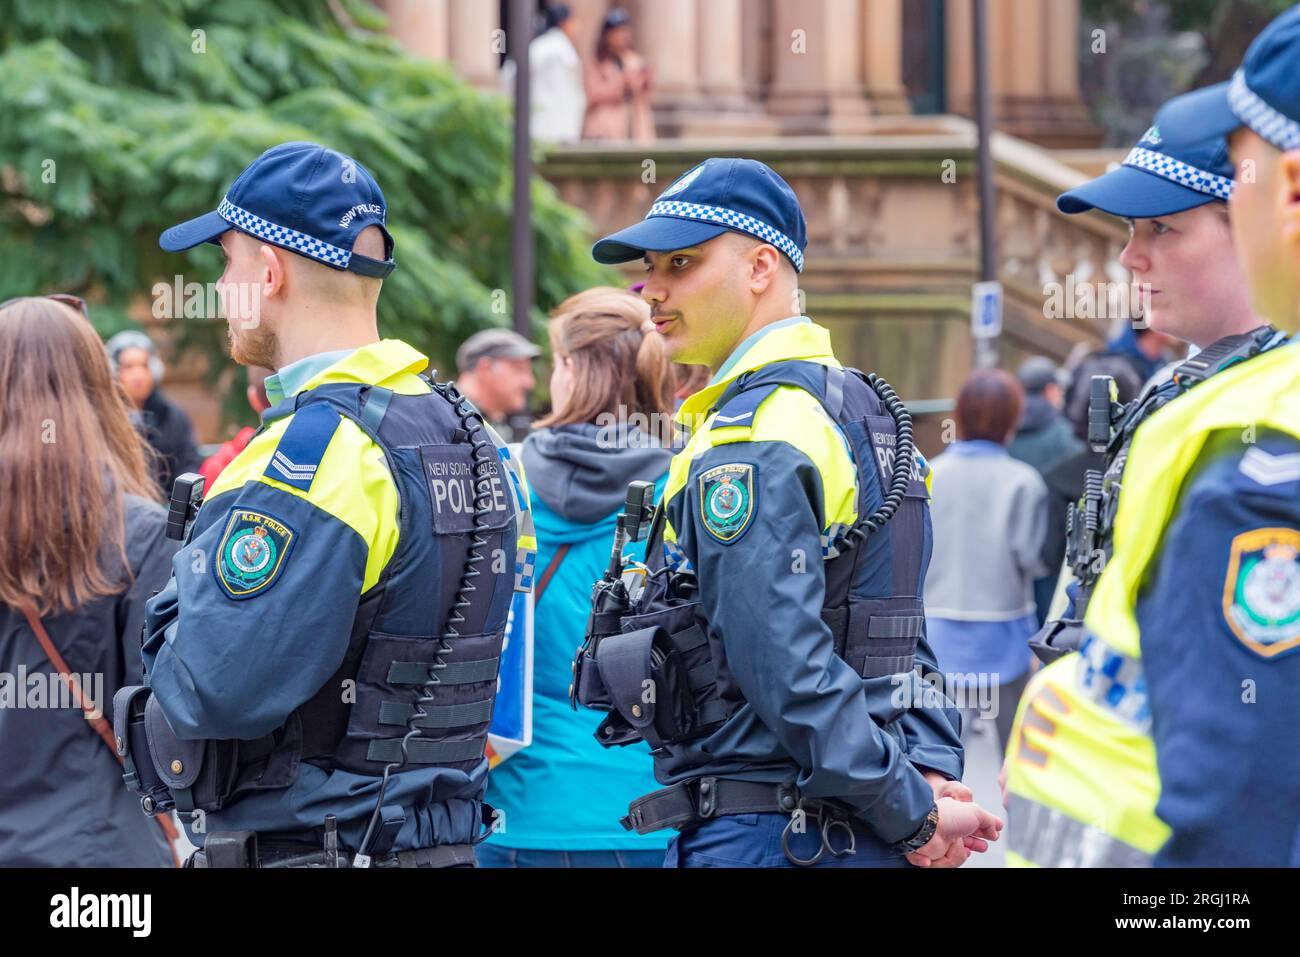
[[971, 280, 1003, 339]]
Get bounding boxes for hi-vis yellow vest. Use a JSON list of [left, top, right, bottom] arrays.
[[1006, 343, 1300, 867]]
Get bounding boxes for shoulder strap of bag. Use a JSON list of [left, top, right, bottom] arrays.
[[18, 603, 181, 866], [533, 544, 572, 607]]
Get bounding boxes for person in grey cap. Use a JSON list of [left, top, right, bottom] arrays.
[[105, 329, 203, 497], [572, 157, 1003, 868], [455, 328, 542, 442], [1009, 357, 1077, 477]]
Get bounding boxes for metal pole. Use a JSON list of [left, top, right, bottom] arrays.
[[972, 0, 999, 369], [509, 0, 533, 342]]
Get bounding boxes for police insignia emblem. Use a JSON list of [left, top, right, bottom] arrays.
[[215, 509, 295, 600], [1222, 527, 1300, 658], [660, 162, 706, 199], [698, 463, 755, 544]]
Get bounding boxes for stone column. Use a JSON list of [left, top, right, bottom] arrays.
[[685, 0, 778, 134], [1047, 0, 1084, 100], [449, 0, 500, 89], [382, 0, 450, 61], [1002, 0, 1059, 140], [699, 0, 747, 106], [861, 0, 910, 115], [944, 0, 1097, 146], [638, 0, 700, 103], [766, 0, 873, 135], [944, 0, 973, 117]]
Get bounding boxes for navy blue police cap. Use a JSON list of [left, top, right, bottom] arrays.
[[592, 157, 808, 272], [1155, 5, 1300, 153], [160, 141, 396, 278], [1056, 120, 1234, 217]]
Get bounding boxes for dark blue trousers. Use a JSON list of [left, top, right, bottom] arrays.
[[664, 812, 914, 868]]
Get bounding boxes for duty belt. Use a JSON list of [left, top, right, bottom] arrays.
[[622, 777, 863, 866], [186, 837, 476, 869]]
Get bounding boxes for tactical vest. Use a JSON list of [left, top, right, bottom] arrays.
[[1008, 341, 1300, 867], [117, 377, 533, 816], [573, 359, 931, 753], [1095, 326, 1285, 576], [1038, 325, 1283, 660]]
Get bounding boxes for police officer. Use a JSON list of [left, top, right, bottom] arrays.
[[1031, 111, 1284, 662], [118, 142, 535, 867], [1007, 10, 1300, 867], [585, 158, 1002, 867]]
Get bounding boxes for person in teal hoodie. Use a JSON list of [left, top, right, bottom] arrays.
[[481, 287, 678, 867]]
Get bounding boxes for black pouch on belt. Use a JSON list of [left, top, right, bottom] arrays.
[[594, 625, 694, 750], [142, 695, 240, 813], [113, 685, 173, 812]]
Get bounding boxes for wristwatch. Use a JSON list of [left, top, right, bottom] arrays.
[[894, 802, 940, 855]]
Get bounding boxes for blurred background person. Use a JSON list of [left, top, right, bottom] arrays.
[[199, 366, 271, 489], [105, 329, 202, 497], [1008, 357, 1083, 626], [455, 328, 541, 442], [481, 286, 675, 868], [583, 8, 655, 142], [503, 3, 586, 144], [924, 369, 1047, 753], [1062, 326, 1175, 442], [0, 297, 178, 867]]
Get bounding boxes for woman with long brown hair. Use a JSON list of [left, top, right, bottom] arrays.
[[481, 286, 676, 867], [0, 297, 179, 867]]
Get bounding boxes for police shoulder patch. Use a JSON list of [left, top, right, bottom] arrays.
[[697, 462, 756, 545], [214, 508, 296, 600], [1222, 527, 1300, 659]]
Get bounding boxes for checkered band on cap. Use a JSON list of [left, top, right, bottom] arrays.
[[218, 197, 352, 269], [1229, 68, 1300, 151], [1122, 147, 1234, 201], [646, 200, 805, 272]]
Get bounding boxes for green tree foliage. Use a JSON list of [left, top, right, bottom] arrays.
[[0, 0, 611, 401]]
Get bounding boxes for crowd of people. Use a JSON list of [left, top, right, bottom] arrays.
[[3, 5, 1299, 872]]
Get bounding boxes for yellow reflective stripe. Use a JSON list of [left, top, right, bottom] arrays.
[[664, 385, 858, 530], [1088, 345, 1300, 657], [1007, 794, 1152, 867], [675, 321, 842, 430], [205, 416, 399, 592], [1004, 656, 1169, 859], [298, 338, 432, 397]]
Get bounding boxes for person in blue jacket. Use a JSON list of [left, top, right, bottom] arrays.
[[482, 287, 677, 867]]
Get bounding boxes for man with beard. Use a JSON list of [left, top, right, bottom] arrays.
[[126, 142, 534, 867]]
